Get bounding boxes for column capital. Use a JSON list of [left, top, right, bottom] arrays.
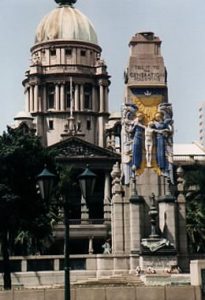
[[98, 79, 108, 86]]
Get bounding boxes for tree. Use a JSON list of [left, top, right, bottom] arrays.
[[0, 125, 58, 289], [184, 167, 205, 253]]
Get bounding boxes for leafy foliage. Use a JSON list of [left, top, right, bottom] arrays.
[[0, 126, 58, 255], [184, 167, 205, 253]]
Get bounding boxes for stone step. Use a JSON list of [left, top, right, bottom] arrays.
[[73, 274, 145, 287]]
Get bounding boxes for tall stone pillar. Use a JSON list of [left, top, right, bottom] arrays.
[[176, 166, 189, 271], [61, 48, 65, 64], [43, 85, 47, 112], [34, 84, 38, 112], [98, 117, 104, 147], [30, 85, 34, 112], [104, 172, 111, 223], [80, 84, 84, 111], [158, 183, 176, 246], [104, 85, 109, 112], [99, 84, 104, 112], [74, 84, 80, 111], [25, 88, 29, 112], [60, 84, 65, 111], [38, 96, 42, 112], [88, 236, 94, 254], [55, 84, 60, 111], [111, 162, 124, 254], [92, 86, 97, 112], [56, 48, 61, 64], [129, 178, 144, 253]]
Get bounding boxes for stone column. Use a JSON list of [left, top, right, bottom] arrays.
[[61, 48, 65, 64], [80, 84, 84, 111], [56, 48, 61, 64], [43, 85, 47, 112], [30, 85, 34, 112], [38, 96, 42, 112], [104, 85, 109, 112], [129, 177, 144, 253], [104, 172, 111, 223], [98, 117, 104, 147], [88, 236, 94, 254], [34, 84, 38, 112], [55, 84, 60, 111], [111, 162, 124, 254], [176, 166, 189, 271], [158, 187, 176, 246], [99, 83, 104, 112], [74, 84, 80, 111], [25, 88, 29, 112], [60, 84, 65, 111], [92, 86, 97, 112]]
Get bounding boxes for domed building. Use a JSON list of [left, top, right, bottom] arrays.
[[23, 0, 110, 148], [21, 0, 120, 256]]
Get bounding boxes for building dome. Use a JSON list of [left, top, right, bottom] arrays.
[[35, 4, 98, 45], [14, 111, 33, 120]]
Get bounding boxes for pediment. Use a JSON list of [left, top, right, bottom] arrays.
[[48, 136, 120, 160]]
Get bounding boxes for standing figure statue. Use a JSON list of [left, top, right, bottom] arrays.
[[121, 104, 137, 184], [131, 112, 144, 171], [144, 121, 156, 168], [154, 112, 172, 176], [102, 239, 111, 254]]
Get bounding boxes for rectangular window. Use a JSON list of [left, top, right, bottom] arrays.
[[49, 120, 54, 130], [84, 94, 92, 109], [87, 120, 91, 130], [81, 50, 86, 57], [50, 49, 56, 56], [65, 48, 72, 56]]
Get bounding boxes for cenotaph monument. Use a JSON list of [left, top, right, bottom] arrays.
[[111, 32, 188, 272]]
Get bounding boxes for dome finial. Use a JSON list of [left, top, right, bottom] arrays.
[[55, 0, 77, 6]]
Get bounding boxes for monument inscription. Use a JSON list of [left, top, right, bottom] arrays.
[[129, 65, 165, 84]]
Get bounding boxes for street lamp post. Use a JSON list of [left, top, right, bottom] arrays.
[[37, 165, 96, 300], [64, 165, 96, 300]]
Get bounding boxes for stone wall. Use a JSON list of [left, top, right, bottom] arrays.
[[0, 286, 201, 300]]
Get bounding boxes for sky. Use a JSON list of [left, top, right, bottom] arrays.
[[0, 0, 205, 143]]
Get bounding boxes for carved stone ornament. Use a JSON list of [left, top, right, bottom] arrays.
[[48, 136, 120, 160], [141, 238, 173, 252]]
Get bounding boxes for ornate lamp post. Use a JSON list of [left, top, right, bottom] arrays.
[[63, 165, 96, 300], [37, 164, 96, 300]]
